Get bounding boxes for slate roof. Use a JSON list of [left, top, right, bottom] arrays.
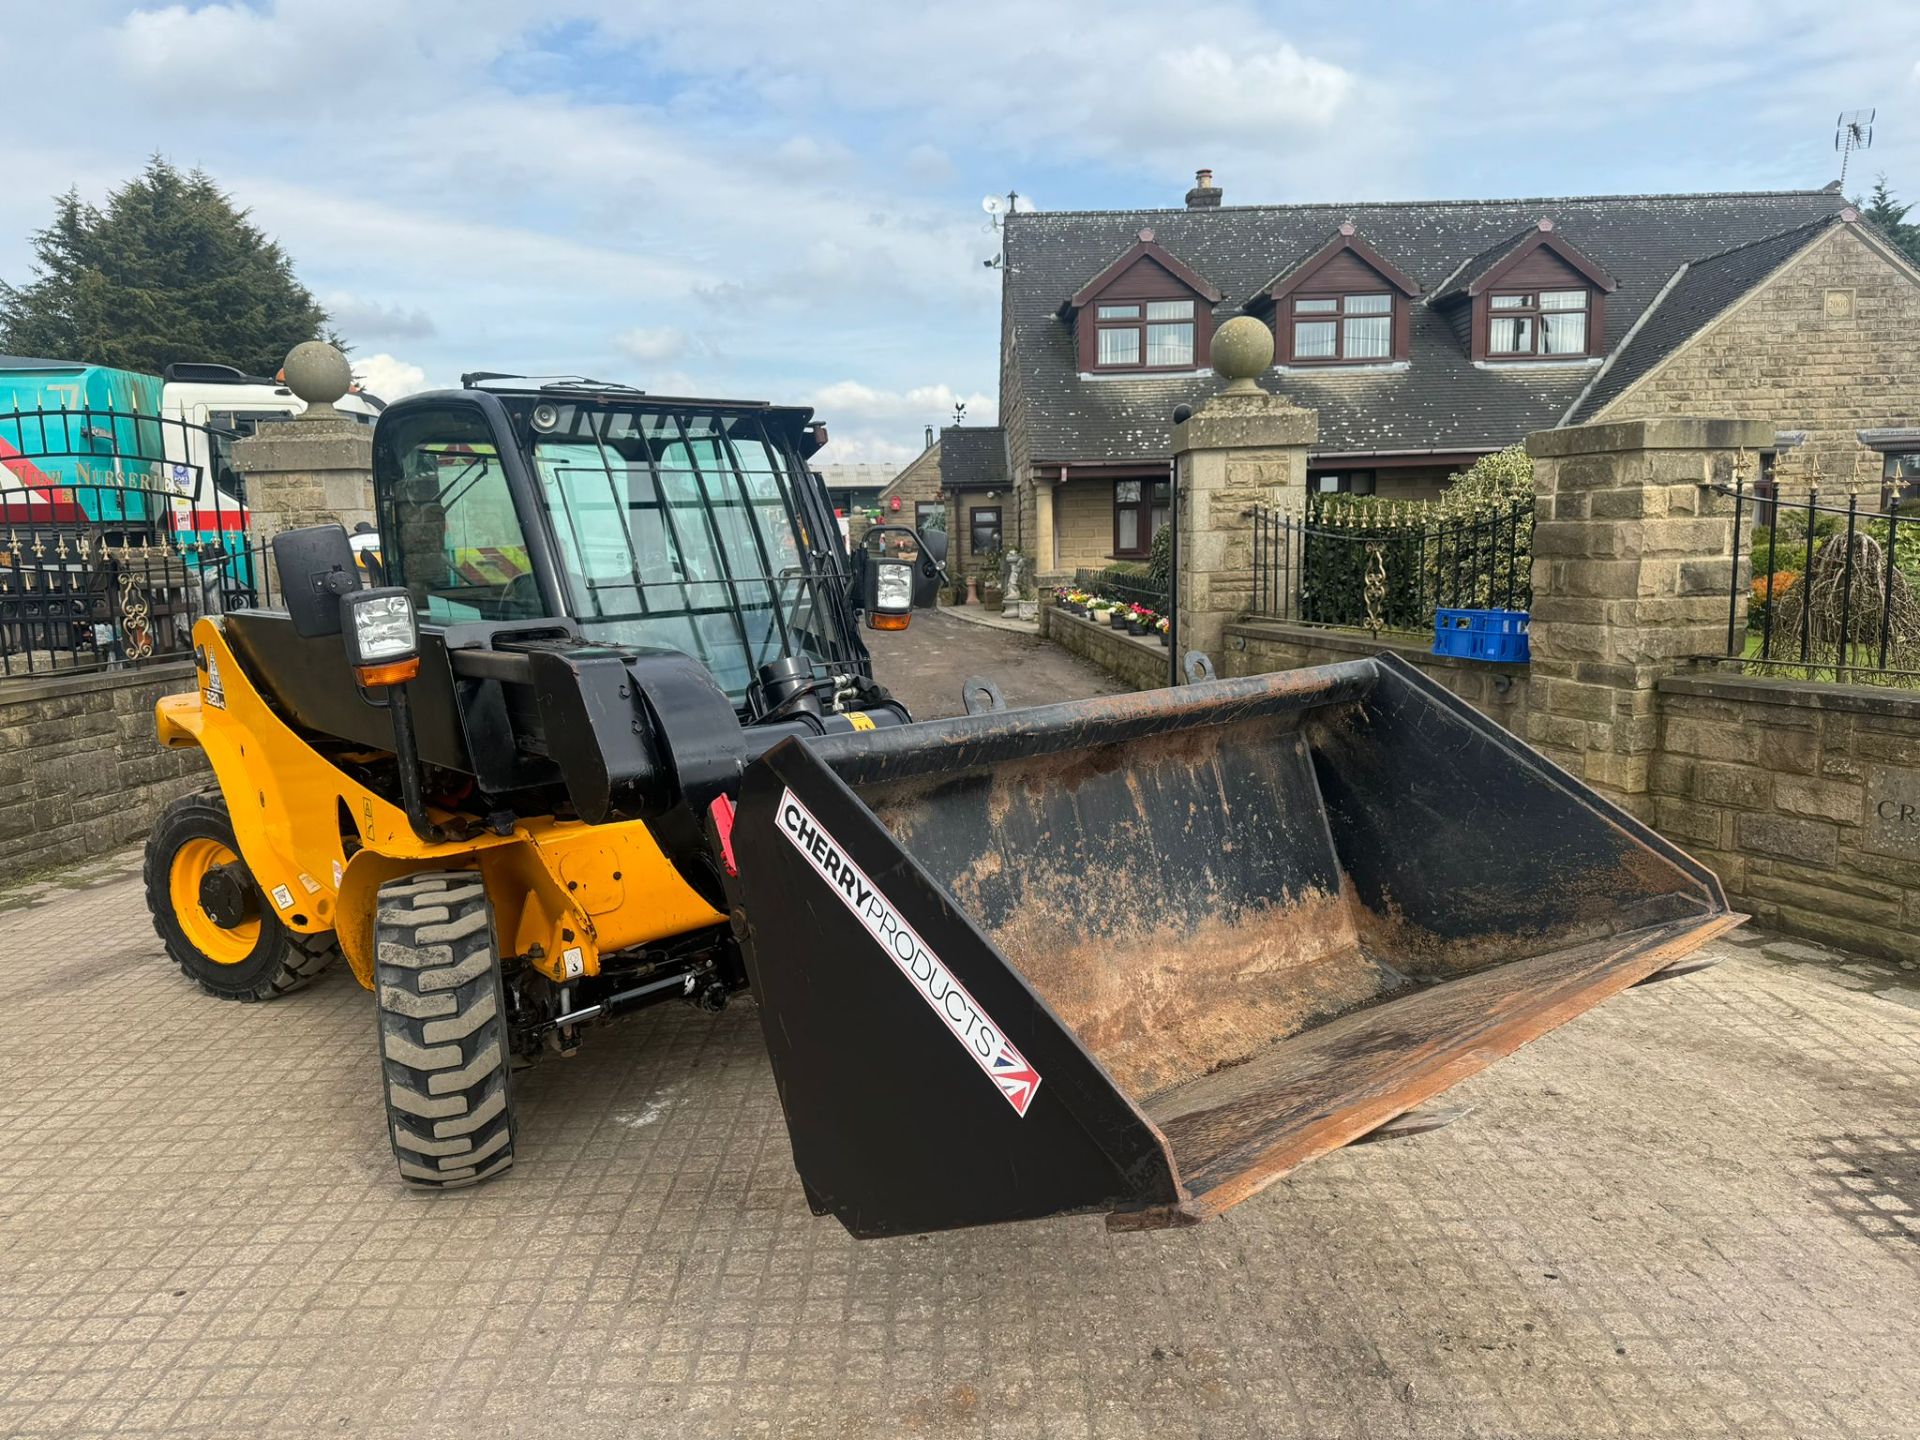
[[1565, 215, 1840, 423], [1002, 188, 1848, 465], [938, 424, 1007, 487]]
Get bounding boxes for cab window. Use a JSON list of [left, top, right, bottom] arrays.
[[378, 406, 540, 623]]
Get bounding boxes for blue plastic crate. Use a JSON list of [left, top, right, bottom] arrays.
[[1433, 607, 1530, 663]]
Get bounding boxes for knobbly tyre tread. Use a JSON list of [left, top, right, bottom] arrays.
[[144, 790, 340, 1002], [374, 870, 515, 1189]]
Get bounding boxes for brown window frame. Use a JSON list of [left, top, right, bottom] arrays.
[[1092, 298, 1200, 373], [1111, 478, 1170, 558], [1485, 288, 1593, 358], [968, 504, 1002, 556], [1286, 292, 1396, 364]]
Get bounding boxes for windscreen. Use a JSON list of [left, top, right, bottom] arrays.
[[528, 405, 853, 702]]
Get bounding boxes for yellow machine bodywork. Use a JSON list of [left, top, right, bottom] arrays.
[[158, 617, 726, 987]]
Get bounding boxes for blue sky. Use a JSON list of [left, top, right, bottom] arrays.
[[6, 1, 1920, 467]]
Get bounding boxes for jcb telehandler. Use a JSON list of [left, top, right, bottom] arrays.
[[145, 377, 1738, 1237]]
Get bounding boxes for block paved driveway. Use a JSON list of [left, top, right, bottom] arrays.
[[1, 616, 1916, 1440]]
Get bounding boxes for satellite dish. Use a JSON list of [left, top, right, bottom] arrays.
[[981, 196, 1003, 215]]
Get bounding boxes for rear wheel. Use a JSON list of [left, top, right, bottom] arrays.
[[144, 791, 338, 1001], [374, 870, 516, 1189]]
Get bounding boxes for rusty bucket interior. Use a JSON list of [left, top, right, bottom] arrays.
[[735, 655, 1736, 1236], [813, 655, 1732, 1230]]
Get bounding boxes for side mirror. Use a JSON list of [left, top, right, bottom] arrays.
[[913, 526, 947, 608], [340, 587, 421, 686], [272, 524, 358, 637]]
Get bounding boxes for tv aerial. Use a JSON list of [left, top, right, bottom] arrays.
[[1835, 109, 1874, 191], [981, 191, 1036, 269]]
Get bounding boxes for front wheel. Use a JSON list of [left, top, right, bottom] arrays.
[[145, 791, 338, 1001], [374, 870, 516, 1189]]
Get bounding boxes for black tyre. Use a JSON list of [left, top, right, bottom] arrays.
[[145, 790, 339, 1001], [374, 870, 515, 1188]]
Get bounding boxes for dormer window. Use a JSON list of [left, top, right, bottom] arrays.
[[1435, 220, 1617, 363], [1096, 299, 1196, 369], [1488, 289, 1590, 356], [1290, 293, 1393, 362], [1065, 228, 1221, 375], [1245, 222, 1421, 368]]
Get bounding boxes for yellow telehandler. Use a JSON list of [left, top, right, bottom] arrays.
[[145, 377, 1737, 1236]]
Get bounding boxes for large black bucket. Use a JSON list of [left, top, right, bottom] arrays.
[[727, 656, 1738, 1238]]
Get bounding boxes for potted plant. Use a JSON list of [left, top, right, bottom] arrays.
[[1086, 598, 1113, 625], [1156, 615, 1172, 647], [1108, 601, 1129, 629], [1126, 604, 1153, 637]]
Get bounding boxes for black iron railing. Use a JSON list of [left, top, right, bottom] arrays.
[[1721, 476, 1919, 687], [0, 529, 274, 679], [1250, 499, 1533, 634], [1073, 566, 1171, 617]]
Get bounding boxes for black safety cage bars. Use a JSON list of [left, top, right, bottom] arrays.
[[522, 405, 870, 706]]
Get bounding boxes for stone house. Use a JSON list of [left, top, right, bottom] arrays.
[[875, 424, 1010, 577], [996, 172, 1920, 581]]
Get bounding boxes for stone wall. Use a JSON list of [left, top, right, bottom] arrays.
[[0, 662, 206, 876], [1220, 619, 1531, 729], [1651, 673, 1920, 961], [1597, 222, 1920, 484], [1525, 416, 1770, 815], [1053, 480, 1118, 571], [1038, 601, 1172, 690], [877, 441, 943, 523], [1173, 390, 1314, 665], [231, 414, 377, 539]]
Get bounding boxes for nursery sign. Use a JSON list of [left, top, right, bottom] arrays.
[[776, 787, 1041, 1116]]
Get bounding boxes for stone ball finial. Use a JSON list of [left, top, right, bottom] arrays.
[[283, 340, 353, 418], [1210, 315, 1274, 393]]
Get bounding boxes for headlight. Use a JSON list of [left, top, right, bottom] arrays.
[[875, 562, 914, 611], [340, 587, 420, 684]]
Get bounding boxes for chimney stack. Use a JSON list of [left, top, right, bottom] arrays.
[[1185, 167, 1222, 209]]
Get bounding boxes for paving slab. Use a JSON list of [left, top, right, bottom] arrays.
[[3, 615, 1916, 1439]]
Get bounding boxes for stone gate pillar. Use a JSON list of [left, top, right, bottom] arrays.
[[1172, 317, 1316, 672], [229, 342, 377, 538], [1525, 416, 1773, 815]]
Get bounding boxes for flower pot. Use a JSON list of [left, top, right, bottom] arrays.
[[981, 585, 1004, 609], [1158, 631, 1171, 648], [1109, 612, 1128, 629], [963, 577, 977, 605], [1127, 620, 1147, 636]]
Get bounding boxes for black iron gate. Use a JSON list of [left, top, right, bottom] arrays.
[[0, 404, 268, 677]]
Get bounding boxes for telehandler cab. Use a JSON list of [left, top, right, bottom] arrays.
[[146, 376, 1738, 1237]]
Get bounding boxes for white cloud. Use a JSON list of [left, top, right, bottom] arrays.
[[807, 380, 995, 427], [9, 0, 1911, 468], [323, 292, 436, 343], [351, 353, 433, 401], [611, 326, 690, 364], [812, 431, 920, 468]]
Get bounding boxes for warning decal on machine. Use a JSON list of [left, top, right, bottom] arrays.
[[776, 787, 1041, 1116]]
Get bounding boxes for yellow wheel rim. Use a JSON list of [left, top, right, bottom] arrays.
[[169, 838, 262, 965]]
